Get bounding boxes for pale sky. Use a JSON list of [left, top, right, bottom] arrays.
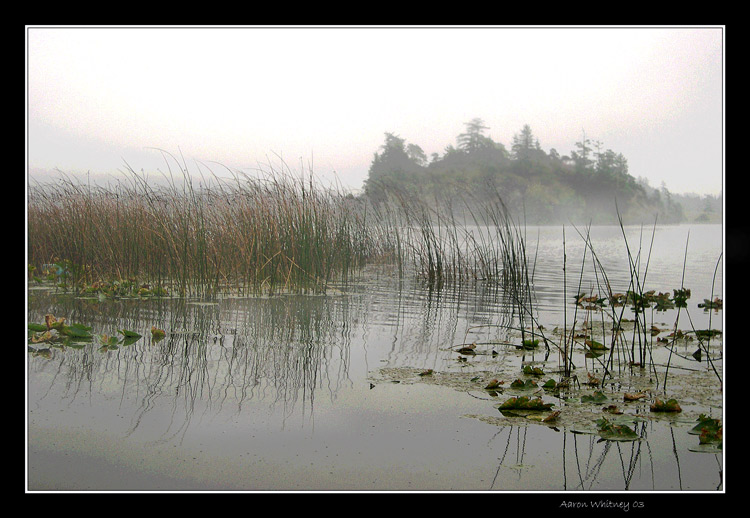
[[26, 26, 724, 195]]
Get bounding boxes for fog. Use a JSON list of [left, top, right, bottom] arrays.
[[27, 26, 723, 197]]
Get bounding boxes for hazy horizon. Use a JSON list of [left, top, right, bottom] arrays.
[[26, 26, 724, 197]]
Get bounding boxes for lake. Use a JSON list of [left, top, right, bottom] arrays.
[[27, 224, 723, 492]]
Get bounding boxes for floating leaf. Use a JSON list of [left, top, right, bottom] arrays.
[[522, 365, 544, 376], [30, 347, 52, 359], [595, 417, 639, 441], [650, 398, 682, 412], [151, 326, 166, 341], [28, 323, 47, 332], [542, 379, 557, 389], [61, 323, 92, 339], [689, 414, 721, 436], [585, 372, 600, 386], [581, 391, 609, 404], [485, 379, 503, 390], [31, 330, 53, 343], [510, 379, 538, 390], [699, 426, 722, 446], [118, 329, 142, 339], [98, 334, 119, 347], [499, 396, 553, 411], [697, 298, 722, 310], [45, 314, 65, 330], [585, 339, 607, 351], [456, 344, 476, 355], [623, 392, 648, 402]]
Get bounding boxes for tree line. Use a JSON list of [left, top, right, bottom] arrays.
[[362, 118, 689, 225]]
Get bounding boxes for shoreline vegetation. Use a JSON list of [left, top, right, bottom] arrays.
[[28, 144, 721, 300], [362, 119, 721, 225], [27, 149, 724, 469], [28, 160, 535, 299], [28, 153, 723, 382]]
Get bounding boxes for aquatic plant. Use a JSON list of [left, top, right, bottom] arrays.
[[499, 396, 553, 411], [151, 326, 166, 342], [28, 160, 387, 297], [650, 398, 682, 412], [595, 417, 639, 442]]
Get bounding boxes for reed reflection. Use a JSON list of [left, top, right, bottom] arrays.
[[28, 291, 356, 441], [486, 422, 722, 491]]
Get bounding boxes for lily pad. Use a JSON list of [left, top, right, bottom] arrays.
[[499, 396, 553, 411], [510, 378, 538, 390], [581, 391, 609, 404], [522, 365, 545, 376], [60, 323, 93, 339], [485, 379, 503, 390], [650, 398, 682, 412], [151, 326, 166, 341], [689, 414, 721, 436], [624, 391, 648, 402], [585, 339, 607, 351], [118, 329, 142, 339], [595, 417, 639, 442]]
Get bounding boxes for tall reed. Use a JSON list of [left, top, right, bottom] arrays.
[[28, 161, 386, 298]]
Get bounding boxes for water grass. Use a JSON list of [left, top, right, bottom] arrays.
[[29, 161, 534, 300], [28, 160, 386, 298]]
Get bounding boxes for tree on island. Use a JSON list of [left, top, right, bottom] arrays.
[[362, 119, 685, 224]]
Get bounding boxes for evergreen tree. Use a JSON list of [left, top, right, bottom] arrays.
[[457, 118, 493, 153]]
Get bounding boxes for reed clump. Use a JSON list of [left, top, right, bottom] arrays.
[[28, 159, 534, 300], [28, 163, 383, 298]]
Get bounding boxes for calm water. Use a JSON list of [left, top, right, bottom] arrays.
[[27, 224, 723, 492]]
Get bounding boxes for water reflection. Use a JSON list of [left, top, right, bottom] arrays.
[[487, 423, 722, 491], [27, 225, 723, 491], [28, 292, 359, 443]]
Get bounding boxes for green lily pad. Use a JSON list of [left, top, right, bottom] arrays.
[[585, 339, 607, 350], [118, 329, 142, 339], [689, 414, 721, 435], [523, 365, 545, 376], [510, 378, 538, 390], [499, 396, 553, 411], [581, 391, 609, 404], [61, 323, 93, 339], [596, 417, 639, 442], [151, 326, 166, 341], [650, 398, 682, 412]]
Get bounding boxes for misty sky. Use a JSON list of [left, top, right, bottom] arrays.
[[26, 26, 724, 195]]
